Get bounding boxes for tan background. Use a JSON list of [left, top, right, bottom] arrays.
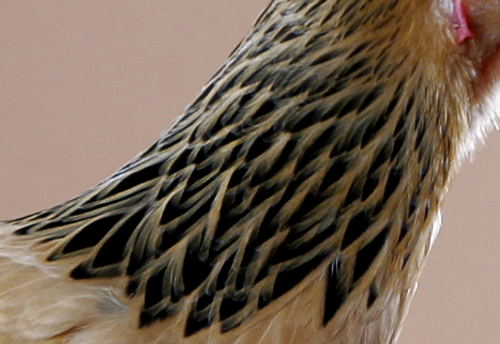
[[0, 1, 498, 343]]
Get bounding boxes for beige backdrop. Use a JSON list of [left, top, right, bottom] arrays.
[[0, 1, 498, 343]]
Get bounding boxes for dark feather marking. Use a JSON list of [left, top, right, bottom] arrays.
[[185, 307, 215, 336], [270, 68, 307, 92], [362, 173, 380, 201], [338, 123, 366, 153], [218, 100, 245, 129], [383, 167, 402, 202], [394, 111, 406, 136], [341, 210, 371, 249], [296, 124, 337, 168], [335, 57, 370, 81], [127, 248, 152, 276], [157, 173, 187, 200], [273, 219, 339, 263], [199, 137, 225, 158], [14, 225, 34, 235], [241, 68, 267, 88], [187, 161, 214, 185], [216, 253, 236, 290], [157, 132, 184, 151], [255, 264, 270, 284], [253, 99, 277, 120], [271, 253, 328, 300], [248, 41, 274, 58], [258, 289, 272, 309], [307, 78, 330, 96], [220, 292, 248, 320], [349, 42, 371, 58], [144, 268, 167, 308], [424, 202, 430, 220], [160, 193, 216, 251], [228, 166, 249, 189], [323, 258, 348, 325], [140, 306, 177, 328], [206, 88, 226, 110], [311, 48, 346, 66], [204, 113, 231, 139], [368, 140, 393, 175], [286, 192, 322, 226], [281, 29, 305, 43], [320, 7, 337, 26], [286, 107, 324, 133], [109, 162, 162, 195], [93, 208, 146, 268], [170, 278, 183, 303], [352, 226, 389, 283], [180, 174, 217, 204], [398, 222, 410, 243], [125, 278, 140, 297], [402, 93, 416, 125], [273, 24, 293, 41], [159, 198, 187, 225], [251, 183, 282, 207], [419, 156, 430, 180], [283, 76, 317, 98], [168, 148, 193, 174], [304, 1, 324, 16], [359, 86, 383, 112], [322, 80, 349, 99], [305, 30, 329, 47], [269, 49, 294, 65], [264, 23, 278, 35], [70, 187, 145, 216], [321, 156, 349, 189], [60, 215, 122, 255], [70, 264, 95, 279], [361, 89, 396, 147], [332, 90, 366, 119], [219, 130, 241, 149], [235, 270, 247, 291], [33, 217, 82, 233], [253, 205, 282, 248], [192, 82, 215, 109], [220, 146, 243, 173], [367, 284, 379, 307], [183, 245, 213, 295], [196, 289, 215, 312], [339, 2, 360, 25], [264, 137, 298, 175], [290, 44, 319, 64], [221, 315, 245, 333], [245, 134, 275, 162], [414, 119, 426, 150], [38, 233, 67, 244], [218, 67, 247, 95], [213, 191, 248, 242], [344, 173, 365, 206]]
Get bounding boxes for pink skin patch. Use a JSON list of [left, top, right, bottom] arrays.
[[453, 0, 474, 44]]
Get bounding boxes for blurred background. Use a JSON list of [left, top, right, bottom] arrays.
[[0, 1, 498, 343]]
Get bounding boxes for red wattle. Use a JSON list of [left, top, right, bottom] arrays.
[[453, 0, 474, 44]]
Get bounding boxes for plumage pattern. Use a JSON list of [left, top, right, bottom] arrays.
[[1, 0, 499, 343]]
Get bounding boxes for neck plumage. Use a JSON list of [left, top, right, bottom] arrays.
[[10, 0, 473, 341]]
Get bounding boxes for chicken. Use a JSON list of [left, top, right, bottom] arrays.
[[0, 0, 499, 343]]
